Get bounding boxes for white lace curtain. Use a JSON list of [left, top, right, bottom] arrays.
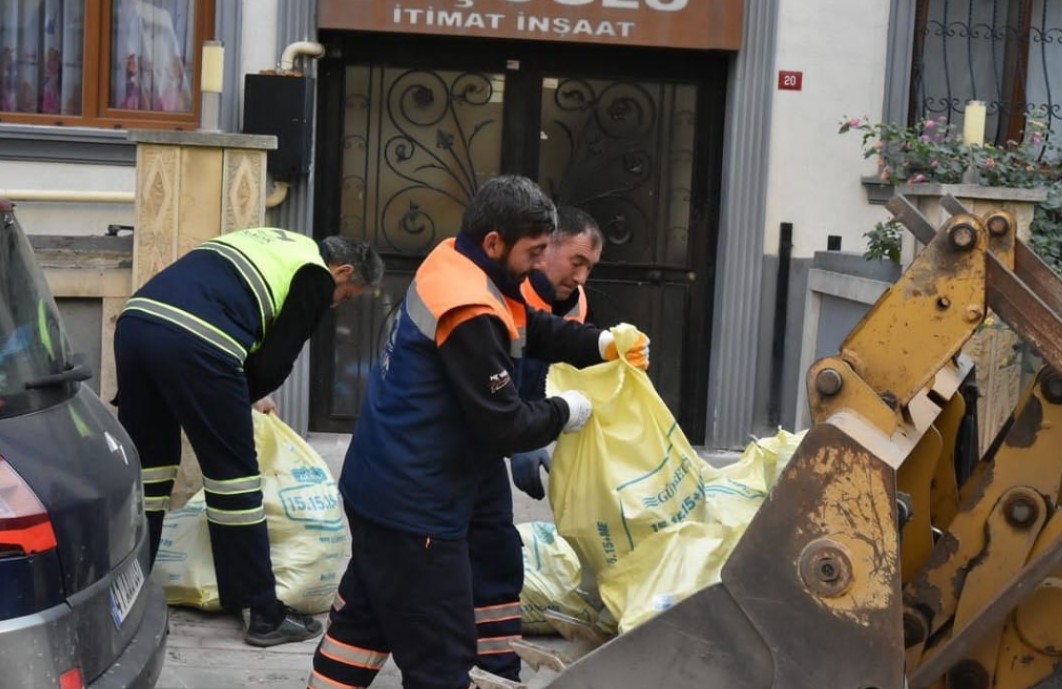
[[0, 0, 195, 115], [111, 0, 194, 112]]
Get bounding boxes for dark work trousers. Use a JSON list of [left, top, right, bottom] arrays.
[[309, 504, 476, 689], [113, 315, 276, 611], [468, 461, 524, 681]]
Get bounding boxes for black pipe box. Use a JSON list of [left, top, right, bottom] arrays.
[[242, 73, 314, 181]]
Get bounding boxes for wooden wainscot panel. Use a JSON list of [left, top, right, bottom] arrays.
[[320, 0, 743, 51]]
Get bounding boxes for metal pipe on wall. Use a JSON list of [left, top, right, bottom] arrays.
[[0, 190, 135, 204], [269, 0, 320, 437]]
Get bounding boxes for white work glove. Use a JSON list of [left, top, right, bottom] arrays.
[[558, 390, 592, 433], [599, 329, 651, 370]]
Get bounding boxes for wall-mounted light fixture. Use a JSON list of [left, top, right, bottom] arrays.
[[200, 40, 224, 132]]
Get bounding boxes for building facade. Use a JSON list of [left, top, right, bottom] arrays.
[[3, 0, 1053, 448]]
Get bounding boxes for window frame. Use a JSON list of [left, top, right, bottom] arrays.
[[909, 0, 1043, 146], [0, 0, 215, 131]]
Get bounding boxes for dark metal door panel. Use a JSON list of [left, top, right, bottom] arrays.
[[537, 74, 706, 436], [584, 280, 691, 415]]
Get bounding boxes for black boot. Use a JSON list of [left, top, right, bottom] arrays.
[[244, 600, 323, 647]]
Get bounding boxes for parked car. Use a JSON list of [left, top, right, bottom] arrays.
[[0, 199, 167, 688]]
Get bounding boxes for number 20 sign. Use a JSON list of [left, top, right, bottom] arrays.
[[778, 71, 803, 91]]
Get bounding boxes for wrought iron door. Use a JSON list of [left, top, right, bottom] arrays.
[[312, 35, 725, 441], [312, 53, 506, 429], [537, 75, 702, 426]]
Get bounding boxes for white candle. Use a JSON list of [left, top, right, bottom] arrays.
[[963, 100, 986, 147], [201, 41, 224, 94]]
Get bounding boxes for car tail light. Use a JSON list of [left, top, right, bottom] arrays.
[[59, 667, 84, 689], [0, 455, 57, 557]]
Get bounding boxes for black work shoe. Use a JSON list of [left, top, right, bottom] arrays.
[[244, 602, 323, 647]]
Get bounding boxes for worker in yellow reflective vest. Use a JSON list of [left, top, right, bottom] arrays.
[[114, 228, 382, 647]]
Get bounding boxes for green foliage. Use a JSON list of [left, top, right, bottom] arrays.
[[864, 219, 903, 264], [839, 114, 1062, 275]]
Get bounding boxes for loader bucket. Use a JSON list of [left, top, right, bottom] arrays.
[[545, 424, 907, 689]]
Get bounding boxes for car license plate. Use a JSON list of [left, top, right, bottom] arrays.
[[109, 559, 145, 629]]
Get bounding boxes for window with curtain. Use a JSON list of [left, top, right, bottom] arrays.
[[911, 0, 1062, 148], [0, 0, 213, 129]]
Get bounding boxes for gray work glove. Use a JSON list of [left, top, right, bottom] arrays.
[[511, 447, 552, 500]]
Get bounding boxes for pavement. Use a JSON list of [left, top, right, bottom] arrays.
[[156, 432, 558, 689]]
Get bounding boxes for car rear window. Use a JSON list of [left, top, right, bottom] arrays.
[[0, 209, 73, 418]]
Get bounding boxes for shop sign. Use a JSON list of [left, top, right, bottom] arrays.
[[319, 0, 743, 51]]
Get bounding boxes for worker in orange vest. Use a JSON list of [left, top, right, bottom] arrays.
[[469, 205, 607, 681]]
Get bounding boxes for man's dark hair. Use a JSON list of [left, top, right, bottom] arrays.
[[319, 236, 385, 286], [460, 175, 557, 245], [556, 206, 604, 250]]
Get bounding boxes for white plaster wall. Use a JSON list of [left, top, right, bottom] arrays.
[[763, 2, 895, 259], [0, 161, 135, 236], [239, 0, 280, 103]]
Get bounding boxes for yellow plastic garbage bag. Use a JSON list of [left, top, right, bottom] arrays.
[[152, 410, 348, 614], [517, 521, 600, 635], [546, 324, 712, 577], [698, 428, 805, 536], [597, 520, 734, 633], [595, 429, 807, 633]]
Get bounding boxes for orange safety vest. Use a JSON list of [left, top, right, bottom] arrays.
[[520, 278, 588, 324], [409, 238, 527, 357]]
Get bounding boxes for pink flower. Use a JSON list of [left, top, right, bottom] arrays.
[[1032, 134, 1044, 145], [880, 166, 892, 182], [910, 173, 927, 183], [847, 117, 862, 128], [985, 158, 996, 170], [930, 159, 939, 168], [875, 141, 885, 151], [924, 120, 936, 130], [920, 135, 931, 142]]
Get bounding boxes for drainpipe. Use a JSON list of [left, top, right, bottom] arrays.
[[279, 41, 324, 73]]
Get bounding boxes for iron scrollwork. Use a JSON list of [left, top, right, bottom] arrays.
[[379, 69, 500, 254], [541, 78, 667, 247]]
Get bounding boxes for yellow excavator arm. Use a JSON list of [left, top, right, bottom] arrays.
[[487, 194, 1062, 689]]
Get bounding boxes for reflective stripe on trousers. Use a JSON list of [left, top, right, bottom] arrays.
[[474, 601, 521, 625]]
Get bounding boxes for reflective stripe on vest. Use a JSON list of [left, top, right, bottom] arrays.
[[203, 475, 262, 496], [144, 495, 171, 513], [123, 297, 247, 362], [197, 228, 327, 340], [317, 634, 389, 670], [568, 287, 588, 323], [405, 239, 526, 358], [205, 505, 266, 526], [475, 601, 522, 624], [477, 635, 520, 655], [195, 242, 275, 334], [142, 465, 180, 484]]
